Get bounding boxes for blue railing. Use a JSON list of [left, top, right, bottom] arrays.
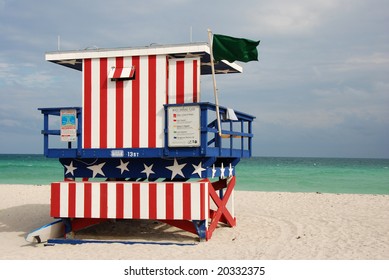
[[38, 103, 254, 159]]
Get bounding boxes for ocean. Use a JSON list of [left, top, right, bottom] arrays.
[[0, 154, 388, 195]]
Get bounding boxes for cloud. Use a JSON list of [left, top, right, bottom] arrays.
[[0, 0, 388, 158]]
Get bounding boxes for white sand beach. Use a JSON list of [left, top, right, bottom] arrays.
[[0, 184, 388, 260]]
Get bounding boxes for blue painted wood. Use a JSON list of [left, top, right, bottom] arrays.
[[47, 238, 198, 246], [38, 103, 255, 172], [59, 157, 238, 180]]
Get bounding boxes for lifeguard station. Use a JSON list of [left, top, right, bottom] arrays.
[[31, 41, 255, 243]]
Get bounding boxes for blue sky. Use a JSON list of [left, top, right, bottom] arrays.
[[0, 0, 388, 158]]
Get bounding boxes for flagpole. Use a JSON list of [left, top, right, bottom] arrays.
[[207, 28, 222, 137]]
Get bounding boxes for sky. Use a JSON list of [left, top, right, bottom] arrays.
[[0, 0, 388, 158]]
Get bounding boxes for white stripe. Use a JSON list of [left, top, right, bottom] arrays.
[[107, 57, 116, 148], [156, 183, 166, 219], [91, 183, 100, 218], [123, 56, 133, 147], [107, 183, 116, 218], [184, 59, 193, 103], [91, 58, 100, 148], [156, 55, 166, 147], [75, 183, 84, 217], [190, 183, 201, 220], [139, 56, 149, 147], [59, 183, 68, 217], [139, 183, 149, 219], [168, 60, 177, 104], [173, 183, 183, 219], [121, 67, 132, 77], [123, 182, 133, 218], [195, 58, 200, 101]]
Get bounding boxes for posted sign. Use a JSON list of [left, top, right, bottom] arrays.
[[60, 109, 77, 142], [168, 106, 200, 147]]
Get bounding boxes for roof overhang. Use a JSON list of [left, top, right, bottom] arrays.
[[45, 42, 242, 75]]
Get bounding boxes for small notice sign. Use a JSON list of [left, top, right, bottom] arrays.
[[168, 105, 200, 147], [60, 109, 77, 142]]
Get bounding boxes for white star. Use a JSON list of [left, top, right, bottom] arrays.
[[87, 162, 106, 178], [228, 163, 234, 177], [116, 160, 129, 174], [220, 162, 225, 179], [141, 163, 155, 179], [64, 161, 77, 176], [166, 158, 186, 180], [192, 162, 206, 178], [212, 164, 216, 179]]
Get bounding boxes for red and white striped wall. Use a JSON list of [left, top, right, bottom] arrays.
[[83, 55, 166, 149], [51, 181, 209, 221], [168, 58, 200, 104], [82, 55, 201, 149]]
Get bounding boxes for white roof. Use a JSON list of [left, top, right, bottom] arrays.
[[45, 42, 242, 75]]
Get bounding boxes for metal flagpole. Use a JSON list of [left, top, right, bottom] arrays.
[[207, 29, 222, 137]]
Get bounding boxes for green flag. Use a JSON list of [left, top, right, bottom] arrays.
[[212, 34, 260, 63]]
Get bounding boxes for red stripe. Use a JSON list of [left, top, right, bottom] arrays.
[[183, 183, 191, 220], [116, 183, 124, 219], [113, 67, 122, 78], [148, 55, 157, 147], [193, 60, 198, 102], [129, 67, 135, 78], [132, 56, 140, 148], [132, 183, 140, 219], [148, 183, 157, 219], [83, 59, 92, 148], [68, 182, 76, 217], [100, 183, 108, 218], [51, 183, 61, 217], [100, 58, 108, 148], [84, 183, 92, 218], [176, 61, 185, 104], [116, 57, 124, 148], [200, 183, 205, 220], [166, 183, 174, 219]]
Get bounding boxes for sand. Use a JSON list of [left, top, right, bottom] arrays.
[[0, 184, 388, 260]]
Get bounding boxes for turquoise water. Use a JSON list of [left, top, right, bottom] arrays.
[[237, 157, 389, 194], [0, 154, 63, 185], [0, 154, 388, 194]]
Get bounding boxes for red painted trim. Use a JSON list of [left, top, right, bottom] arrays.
[[132, 183, 140, 219], [100, 58, 108, 148], [116, 57, 124, 148], [148, 55, 157, 148], [84, 182, 92, 218], [100, 183, 108, 219], [68, 182, 76, 217], [113, 67, 122, 78], [176, 60, 185, 104], [166, 183, 174, 219], [148, 183, 157, 219], [116, 183, 124, 219], [132, 56, 140, 148], [83, 59, 92, 148], [183, 183, 191, 220], [51, 183, 61, 217]]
